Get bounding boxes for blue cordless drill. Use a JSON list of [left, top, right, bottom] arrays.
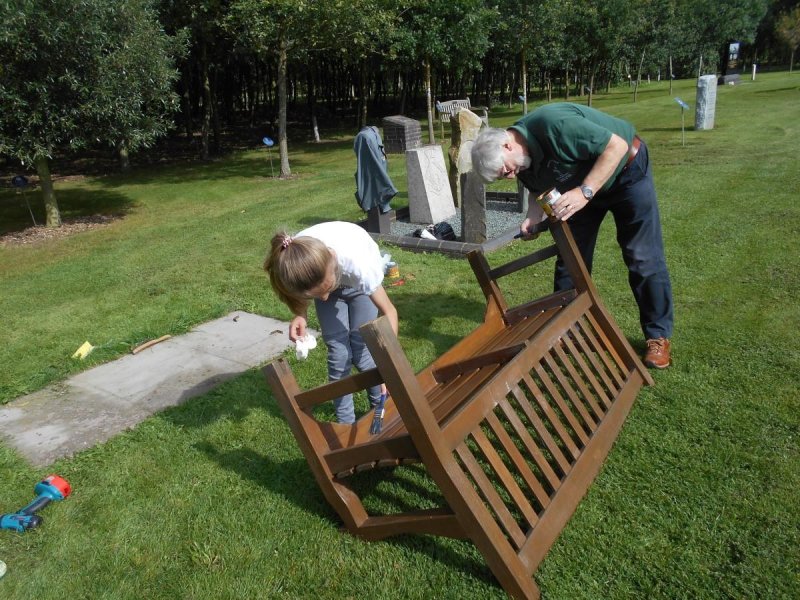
[[1, 474, 72, 533]]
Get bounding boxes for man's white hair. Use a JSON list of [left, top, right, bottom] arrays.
[[470, 127, 511, 183]]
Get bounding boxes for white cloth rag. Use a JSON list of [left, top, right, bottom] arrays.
[[295, 333, 317, 360]]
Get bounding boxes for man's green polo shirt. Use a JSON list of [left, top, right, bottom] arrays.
[[510, 103, 636, 195]]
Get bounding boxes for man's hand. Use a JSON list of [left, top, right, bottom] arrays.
[[519, 201, 547, 239], [552, 187, 589, 221], [549, 132, 628, 222], [289, 315, 307, 342]]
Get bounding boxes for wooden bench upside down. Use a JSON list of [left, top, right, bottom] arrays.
[[263, 219, 654, 599]]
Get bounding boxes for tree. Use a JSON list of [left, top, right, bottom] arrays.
[[0, 0, 182, 226], [311, 0, 398, 130], [776, 6, 800, 71], [388, 0, 495, 143], [227, 0, 320, 178], [159, 0, 232, 160], [673, 0, 770, 77]]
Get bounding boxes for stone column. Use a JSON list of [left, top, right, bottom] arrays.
[[695, 75, 717, 131], [516, 180, 529, 214], [461, 171, 486, 244]]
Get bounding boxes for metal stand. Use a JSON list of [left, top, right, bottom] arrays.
[[674, 98, 689, 146], [12, 175, 37, 226], [262, 137, 275, 177]]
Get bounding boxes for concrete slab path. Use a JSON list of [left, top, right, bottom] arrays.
[[0, 312, 305, 467]]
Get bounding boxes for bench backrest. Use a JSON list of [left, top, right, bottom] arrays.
[[437, 98, 473, 120], [356, 221, 653, 598]]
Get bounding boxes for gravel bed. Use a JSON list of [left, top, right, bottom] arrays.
[[389, 199, 524, 240]]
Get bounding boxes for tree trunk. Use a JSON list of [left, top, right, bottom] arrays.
[[278, 34, 291, 178], [565, 65, 570, 101], [118, 140, 130, 171], [359, 60, 368, 130], [424, 58, 434, 144], [521, 48, 528, 114], [211, 70, 221, 155], [199, 41, 212, 161], [669, 55, 673, 95], [588, 69, 595, 107], [399, 71, 406, 115], [634, 49, 645, 103], [35, 156, 61, 228], [307, 69, 320, 142], [182, 69, 193, 138]]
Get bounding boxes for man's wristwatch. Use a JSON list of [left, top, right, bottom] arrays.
[[580, 184, 594, 201]]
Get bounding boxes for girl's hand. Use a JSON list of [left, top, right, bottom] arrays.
[[369, 286, 399, 335], [289, 315, 307, 342]]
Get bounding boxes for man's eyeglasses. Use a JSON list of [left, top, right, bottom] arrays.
[[498, 163, 515, 179]]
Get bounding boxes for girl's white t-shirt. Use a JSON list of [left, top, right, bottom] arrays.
[[295, 221, 384, 295]]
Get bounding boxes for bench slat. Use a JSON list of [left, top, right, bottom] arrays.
[[432, 343, 526, 384], [295, 368, 383, 410], [472, 426, 542, 530], [456, 441, 528, 550], [484, 411, 552, 511]]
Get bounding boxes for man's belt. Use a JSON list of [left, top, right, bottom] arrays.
[[624, 135, 642, 169]]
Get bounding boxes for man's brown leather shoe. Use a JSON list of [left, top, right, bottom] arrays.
[[643, 337, 671, 369]]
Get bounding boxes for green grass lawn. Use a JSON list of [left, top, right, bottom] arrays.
[[1, 73, 798, 599]]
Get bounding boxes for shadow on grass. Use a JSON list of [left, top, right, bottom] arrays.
[[0, 186, 133, 235], [196, 440, 496, 587], [393, 292, 491, 358], [195, 442, 333, 517], [753, 86, 799, 94], [637, 126, 686, 133], [184, 371, 283, 418]]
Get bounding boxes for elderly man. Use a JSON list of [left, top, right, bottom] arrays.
[[471, 102, 673, 368]]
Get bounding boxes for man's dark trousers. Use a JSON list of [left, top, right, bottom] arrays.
[[553, 141, 674, 340]]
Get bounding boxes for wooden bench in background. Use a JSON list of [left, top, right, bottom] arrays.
[[263, 219, 654, 599], [436, 97, 489, 138]]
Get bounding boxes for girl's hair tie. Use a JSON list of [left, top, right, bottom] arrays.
[[281, 236, 293, 249]]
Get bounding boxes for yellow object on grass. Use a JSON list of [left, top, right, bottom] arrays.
[[72, 341, 94, 360]]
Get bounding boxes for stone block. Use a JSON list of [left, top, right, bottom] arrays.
[[406, 145, 456, 224], [382, 115, 422, 154]]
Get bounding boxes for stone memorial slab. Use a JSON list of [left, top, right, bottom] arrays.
[[406, 145, 456, 224], [447, 108, 484, 207], [719, 41, 741, 85], [695, 75, 717, 131]]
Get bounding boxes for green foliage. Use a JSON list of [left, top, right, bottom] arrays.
[[0, 0, 182, 164], [776, 5, 800, 49], [386, 0, 497, 73], [674, 0, 771, 65]]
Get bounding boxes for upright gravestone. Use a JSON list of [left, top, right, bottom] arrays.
[[406, 145, 456, 224], [695, 75, 718, 131], [719, 41, 741, 85], [461, 165, 486, 244], [447, 108, 484, 207]]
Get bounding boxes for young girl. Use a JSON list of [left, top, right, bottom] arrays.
[[264, 221, 399, 424]]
